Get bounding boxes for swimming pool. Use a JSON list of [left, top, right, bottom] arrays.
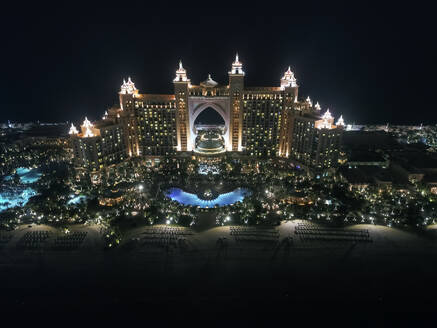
[[0, 188, 38, 212], [165, 187, 251, 208], [3, 167, 42, 184], [0, 167, 42, 212], [67, 195, 88, 205]]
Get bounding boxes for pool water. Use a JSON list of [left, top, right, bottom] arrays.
[[67, 195, 88, 205], [0, 167, 42, 212], [3, 167, 42, 184], [16, 167, 42, 184], [0, 188, 38, 212], [165, 187, 251, 208]]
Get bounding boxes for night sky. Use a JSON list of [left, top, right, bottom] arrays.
[[1, 9, 434, 125]]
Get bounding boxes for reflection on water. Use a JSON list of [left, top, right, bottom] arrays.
[[165, 187, 251, 208]]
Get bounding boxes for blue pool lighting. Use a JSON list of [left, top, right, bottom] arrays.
[[165, 187, 251, 208]]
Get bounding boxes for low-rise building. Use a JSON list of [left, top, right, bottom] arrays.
[[346, 150, 389, 168]]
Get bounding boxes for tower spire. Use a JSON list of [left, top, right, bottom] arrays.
[[336, 115, 345, 126], [229, 53, 244, 75], [83, 117, 92, 128], [69, 123, 78, 135], [120, 77, 137, 94], [306, 96, 313, 107], [280, 66, 297, 89], [82, 117, 95, 137], [174, 60, 189, 82], [322, 109, 332, 120], [316, 109, 334, 130]]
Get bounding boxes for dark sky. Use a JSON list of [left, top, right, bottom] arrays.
[[1, 7, 434, 125]]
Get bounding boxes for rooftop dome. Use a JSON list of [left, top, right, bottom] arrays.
[[200, 74, 218, 88]]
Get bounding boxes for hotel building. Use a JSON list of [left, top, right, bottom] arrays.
[[69, 108, 126, 171], [70, 55, 344, 171]]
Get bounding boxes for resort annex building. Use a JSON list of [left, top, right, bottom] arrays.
[[69, 55, 345, 171]]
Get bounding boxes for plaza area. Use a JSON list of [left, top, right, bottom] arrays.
[[1, 220, 437, 312]]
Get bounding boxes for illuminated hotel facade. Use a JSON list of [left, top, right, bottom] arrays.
[[70, 55, 344, 171], [69, 111, 126, 171]]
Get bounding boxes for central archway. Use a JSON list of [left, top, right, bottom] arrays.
[[193, 107, 225, 126], [188, 97, 231, 151]]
